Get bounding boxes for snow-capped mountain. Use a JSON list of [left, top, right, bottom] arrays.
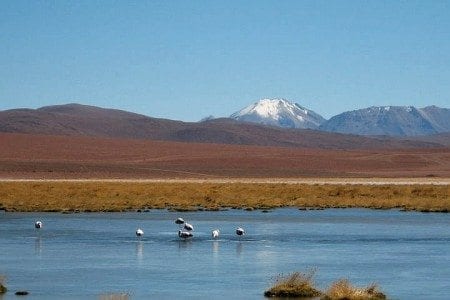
[[319, 105, 450, 136], [230, 99, 326, 129]]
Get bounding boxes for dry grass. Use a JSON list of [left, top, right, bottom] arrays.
[[0, 275, 7, 294], [322, 279, 386, 300], [264, 270, 321, 298], [0, 181, 448, 212], [264, 272, 387, 299]]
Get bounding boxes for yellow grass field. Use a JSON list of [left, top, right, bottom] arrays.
[[0, 180, 448, 212]]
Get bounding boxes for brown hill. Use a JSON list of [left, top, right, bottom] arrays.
[[0, 103, 446, 150], [0, 104, 183, 139], [0, 133, 449, 179], [406, 132, 450, 147]]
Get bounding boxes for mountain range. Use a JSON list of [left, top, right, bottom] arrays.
[[0, 102, 448, 150], [231, 99, 450, 136], [320, 105, 450, 136]]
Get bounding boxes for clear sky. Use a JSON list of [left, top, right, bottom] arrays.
[[1, 0, 449, 121]]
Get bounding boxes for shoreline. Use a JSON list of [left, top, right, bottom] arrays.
[[1, 177, 449, 185], [0, 179, 448, 213]]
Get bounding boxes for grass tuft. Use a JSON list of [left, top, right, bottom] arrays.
[[322, 278, 386, 300], [0, 275, 7, 294], [264, 270, 322, 298]]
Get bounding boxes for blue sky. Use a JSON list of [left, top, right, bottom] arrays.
[[1, 0, 449, 121]]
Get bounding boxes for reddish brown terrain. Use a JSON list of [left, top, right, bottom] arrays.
[[1, 103, 446, 149], [1, 104, 449, 179], [1, 133, 449, 179]]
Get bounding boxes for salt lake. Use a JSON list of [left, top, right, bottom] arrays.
[[0, 208, 449, 299]]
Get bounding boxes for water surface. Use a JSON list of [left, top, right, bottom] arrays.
[[0, 209, 449, 299]]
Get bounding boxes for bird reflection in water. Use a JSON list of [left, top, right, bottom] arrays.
[[136, 241, 144, 261], [177, 239, 193, 251], [236, 242, 243, 256], [35, 236, 42, 255], [212, 240, 219, 254]]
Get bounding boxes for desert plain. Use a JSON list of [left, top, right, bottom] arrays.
[[0, 133, 449, 212]]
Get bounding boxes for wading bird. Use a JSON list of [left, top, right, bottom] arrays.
[[136, 228, 144, 237], [175, 217, 185, 231], [236, 227, 245, 236], [211, 229, 220, 239], [175, 218, 194, 239], [184, 223, 194, 231], [178, 230, 193, 239]]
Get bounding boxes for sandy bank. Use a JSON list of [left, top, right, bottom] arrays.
[[0, 177, 449, 185]]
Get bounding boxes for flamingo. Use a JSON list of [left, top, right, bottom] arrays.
[[211, 229, 220, 239], [178, 230, 193, 239], [175, 217, 185, 230], [135, 228, 144, 237], [184, 223, 194, 231], [236, 227, 245, 236], [175, 217, 185, 225]]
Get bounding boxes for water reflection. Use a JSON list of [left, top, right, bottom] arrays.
[[236, 242, 243, 256], [177, 239, 193, 251], [212, 240, 219, 254], [35, 236, 42, 255], [136, 241, 144, 261]]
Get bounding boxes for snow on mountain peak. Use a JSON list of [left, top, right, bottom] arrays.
[[230, 98, 325, 129], [251, 99, 292, 118]]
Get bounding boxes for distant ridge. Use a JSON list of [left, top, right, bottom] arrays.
[[320, 105, 450, 136], [0, 103, 447, 149]]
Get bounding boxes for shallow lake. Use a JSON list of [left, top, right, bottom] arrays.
[[0, 209, 449, 299]]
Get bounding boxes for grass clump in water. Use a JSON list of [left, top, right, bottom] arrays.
[[264, 270, 321, 298], [322, 279, 386, 300], [0, 275, 7, 294]]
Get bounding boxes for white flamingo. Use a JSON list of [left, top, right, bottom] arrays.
[[184, 223, 194, 231], [35, 221, 43, 229], [175, 217, 185, 230], [175, 217, 185, 225], [135, 228, 144, 237], [211, 229, 220, 239], [178, 230, 193, 239], [236, 227, 245, 236]]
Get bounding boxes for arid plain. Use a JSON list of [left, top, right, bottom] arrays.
[[0, 133, 449, 212]]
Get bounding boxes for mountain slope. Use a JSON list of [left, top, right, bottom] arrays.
[[230, 98, 325, 129], [0, 103, 184, 139], [0, 103, 445, 150], [320, 106, 450, 136], [420, 106, 450, 133]]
